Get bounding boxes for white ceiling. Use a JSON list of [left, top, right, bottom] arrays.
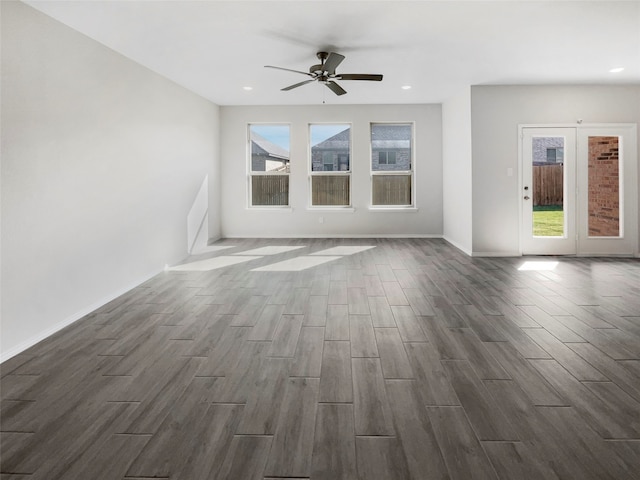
[[25, 0, 640, 105]]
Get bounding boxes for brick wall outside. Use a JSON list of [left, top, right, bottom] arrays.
[[588, 136, 620, 236], [372, 149, 411, 171], [311, 150, 350, 171]]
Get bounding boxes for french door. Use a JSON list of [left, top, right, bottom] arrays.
[[521, 125, 637, 256]]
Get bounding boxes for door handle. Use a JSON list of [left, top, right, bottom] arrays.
[[524, 196, 530, 200]]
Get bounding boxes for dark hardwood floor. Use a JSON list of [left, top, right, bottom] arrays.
[[2, 238, 640, 479]]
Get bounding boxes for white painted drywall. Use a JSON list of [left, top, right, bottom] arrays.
[[442, 87, 473, 254], [219, 104, 442, 237], [470, 85, 640, 256], [0, 1, 220, 360], [187, 175, 210, 253]]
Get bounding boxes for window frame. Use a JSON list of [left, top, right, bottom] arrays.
[[370, 122, 415, 208], [309, 123, 353, 208], [247, 123, 291, 209]]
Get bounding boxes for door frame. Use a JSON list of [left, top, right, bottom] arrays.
[[518, 123, 638, 256], [520, 127, 577, 255]]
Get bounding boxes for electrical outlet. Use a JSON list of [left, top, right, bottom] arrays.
[[319, 216, 324, 224]]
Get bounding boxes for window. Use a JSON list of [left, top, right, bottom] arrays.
[[322, 152, 335, 171], [546, 147, 564, 164], [310, 124, 351, 206], [249, 124, 290, 207], [378, 151, 397, 165], [371, 123, 413, 206]]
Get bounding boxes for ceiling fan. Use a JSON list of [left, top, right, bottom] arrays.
[[265, 51, 383, 96]]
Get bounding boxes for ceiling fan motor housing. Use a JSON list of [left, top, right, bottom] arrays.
[[311, 52, 330, 76], [310, 64, 324, 75]]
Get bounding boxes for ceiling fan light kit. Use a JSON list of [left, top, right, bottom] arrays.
[[265, 51, 383, 96]]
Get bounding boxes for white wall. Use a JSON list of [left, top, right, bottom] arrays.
[[220, 104, 442, 237], [1, 1, 220, 360], [470, 85, 640, 256], [442, 87, 473, 254]]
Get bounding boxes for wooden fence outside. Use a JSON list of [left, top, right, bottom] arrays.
[[251, 175, 289, 206], [533, 164, 563, 206], [311, 175, 350, 206], [372, 174, 412, 206]]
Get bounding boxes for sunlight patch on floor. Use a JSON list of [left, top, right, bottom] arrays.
[[517, 261, 559, 271], [170, 256, 262, 271], [190, 245, 236, 255], [251, 256, 342, 272], [309, 246, 376, 256], [231, 246, 306, 256], [172, 244, 376, 272]]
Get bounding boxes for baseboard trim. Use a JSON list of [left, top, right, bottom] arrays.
[[221, 233, 443, 239], [471, 251, 521, 257], [442, 237, 473, 256], [0, 268, 162, 364], [576, 253, 636, 258]]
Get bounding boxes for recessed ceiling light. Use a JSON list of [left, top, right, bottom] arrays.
[[243, 86, 253, 91], [609, 67, 624, 73], [401, 85, 412, 90]]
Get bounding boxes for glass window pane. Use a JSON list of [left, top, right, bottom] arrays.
[[322, 151, 334, 171], [250, 124, 290, 173], [311, 124, 350, 172], [532, 137, 564, 237], [388, 151, 397, 165], [311, 175, 350, 206], [371, 124, 412, 171], [588, 136, 620, 237], [372, 175, 411, 206], [251, 175, 289, 206]]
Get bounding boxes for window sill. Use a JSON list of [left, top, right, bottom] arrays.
[[306, 207, 355, 213], [368, 206, 419, 212]]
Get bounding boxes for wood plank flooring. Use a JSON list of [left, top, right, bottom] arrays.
[[2, 238, 640, 479]]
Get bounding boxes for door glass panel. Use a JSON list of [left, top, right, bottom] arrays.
[[588, 136, 620, 237], [532, 137, 564, 237]]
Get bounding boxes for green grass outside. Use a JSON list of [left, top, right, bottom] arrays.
[[533, 205, 564, 236]]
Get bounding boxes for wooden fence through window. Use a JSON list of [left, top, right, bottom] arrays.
[[372, 175, 411, 206], [311, 175, 350, 206], [533, 164, 563, 206], [251, 175, 289, 206]]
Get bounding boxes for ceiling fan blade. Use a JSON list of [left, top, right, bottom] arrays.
[[265, 65, 314, 77], [325, 81, 347, 96], [281, 79, 316, 91], [323, 52, 345, 74], [337, 74, 383, 81]]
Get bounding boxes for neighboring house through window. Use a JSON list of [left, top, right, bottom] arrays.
[[532, 137, 564, 165], [371, 123, 413, 206], [378, 151, 397, 165], [249, 124, 290, 207], [310, 124, 351, 207], [546, 147, 564, 164]]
